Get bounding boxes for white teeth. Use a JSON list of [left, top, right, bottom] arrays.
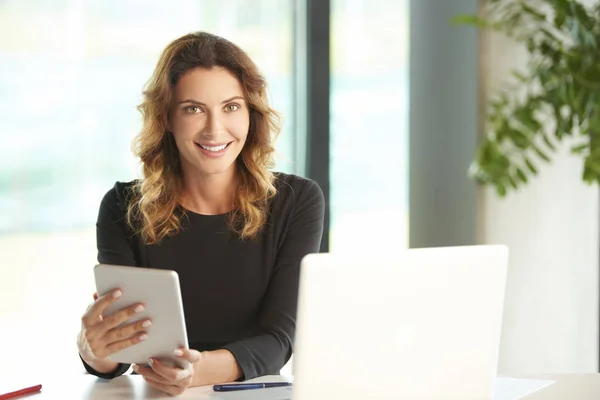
[[200, 144, 227, 152]]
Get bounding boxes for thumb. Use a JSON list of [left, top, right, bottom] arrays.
[[174, 348, 202, 363]]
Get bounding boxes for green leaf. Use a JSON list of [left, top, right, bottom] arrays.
[[589, 111, 600, 136], [516, 167, 528, 183], [554, 2, 568, 27], [496, 182, 507, 197], [582, 164, 596, 183], [533, 145, 552, 162], [539, 27, 560, 42], [591, 158, 600, 172], [451, 14, 489, 27], [511, 71, 528, 82], [553, 106, 569, 139], [514, 106, 542, 134], [524, 158, 538, 174], [521, 3, 547, 21], [542, 132, 557, 151], [572, 87, 589, 115], [459, 0, 600, 197], [571, 142, 589, 154], [507, 128, 530, 149]]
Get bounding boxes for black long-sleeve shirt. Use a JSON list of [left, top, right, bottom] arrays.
[[81, 172, 325, 380]]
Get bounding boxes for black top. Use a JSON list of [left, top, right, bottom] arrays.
[[81, 172, 325, 380]]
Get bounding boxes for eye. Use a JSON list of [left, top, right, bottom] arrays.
[[185, 105, 203, 114], [224, 103, 240, 112]]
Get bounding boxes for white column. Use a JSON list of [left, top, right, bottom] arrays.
[[477, 0, 599, 374]]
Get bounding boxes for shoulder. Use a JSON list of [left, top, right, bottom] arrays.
[[273, 172, 323, 201], [100, 179, 140, 213], [269, 173, 325, 243], [272, 172, 324, 211]]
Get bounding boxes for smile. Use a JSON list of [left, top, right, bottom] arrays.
[[194, 141, 233, 157], [199, 143, 228, 152]]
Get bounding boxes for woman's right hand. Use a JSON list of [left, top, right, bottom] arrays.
[[77, 289, 151, 372]]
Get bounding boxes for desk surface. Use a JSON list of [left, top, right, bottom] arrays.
[[514, 373, 600, 399], [7, 373, 600, 399]]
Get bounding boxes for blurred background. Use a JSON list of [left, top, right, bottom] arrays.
[[0, 0, 598, 380], [0, 0, 408, 377]]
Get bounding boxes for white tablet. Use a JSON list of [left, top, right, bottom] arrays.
[[94, 264, 189, 369]]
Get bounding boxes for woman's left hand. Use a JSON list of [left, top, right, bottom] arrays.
[[133, 348, 202, 396]]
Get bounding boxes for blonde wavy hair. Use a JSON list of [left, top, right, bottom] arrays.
[[126, 31, 281, 245]]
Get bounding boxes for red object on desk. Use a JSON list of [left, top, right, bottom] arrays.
[[0, 384, 42, 399]]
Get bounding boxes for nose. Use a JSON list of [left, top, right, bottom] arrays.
[[202, 112, 226, 139]]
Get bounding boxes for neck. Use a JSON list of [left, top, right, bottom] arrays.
[[180, 168, 238, 215]]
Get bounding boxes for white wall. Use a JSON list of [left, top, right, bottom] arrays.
[[477, 3, 599, 373]]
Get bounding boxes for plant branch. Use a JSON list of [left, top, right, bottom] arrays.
[[456, 0, 600, 195]]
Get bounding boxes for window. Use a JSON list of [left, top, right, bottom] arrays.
[[0, 0, 296, 375], [329, 0, 409, 252]]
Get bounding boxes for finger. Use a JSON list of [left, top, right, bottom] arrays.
[[149, 358, 192, 381], [101, 303, 146, 332], [142, 376, 185, 396], [99, 331, 148, 358], [82, 289, 122, 325], [105, 317, 151, 344], [93, 292, 98, 301], [133, 364, 173, 385], [173, 348, 202, 363], [82, 299, 144, 343]]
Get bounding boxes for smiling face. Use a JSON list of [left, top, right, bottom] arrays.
[[169, 67, 250, 179]]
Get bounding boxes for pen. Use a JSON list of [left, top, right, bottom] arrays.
[[213, 382, 292, 392], [0, 384, 42, 400]]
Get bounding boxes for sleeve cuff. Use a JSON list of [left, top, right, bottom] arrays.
[[79, 354, 130, 379], [221, 342, 257, 381]]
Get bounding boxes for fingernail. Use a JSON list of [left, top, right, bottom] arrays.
[[148, 358, 154, 366], [139, 334, 148, 342], [113, 290, 122, 298], [135, 305, 144, 313], [142, 320, 152, 328], [173, 349, 184, 356], [175, 369, 191, 380], [132, 364, 139, 372]]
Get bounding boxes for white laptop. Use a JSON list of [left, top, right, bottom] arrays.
[[290, 244, 509, 400]]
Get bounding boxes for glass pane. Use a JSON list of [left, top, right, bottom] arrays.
[[330, 0, 410, 252], [0, 0, 295, 375]]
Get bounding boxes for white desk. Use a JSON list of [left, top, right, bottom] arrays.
[[7, 373, 600, 399], [513, 374, 600, 399], [4, 374, 291, 400]]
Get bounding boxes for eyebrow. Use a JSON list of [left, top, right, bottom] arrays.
[[177, 96, 245, 105]]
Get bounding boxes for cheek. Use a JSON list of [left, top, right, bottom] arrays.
[[171, 116, 202, 138], [229, 115, 250, 141]]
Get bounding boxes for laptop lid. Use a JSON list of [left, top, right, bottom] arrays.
[[292, 244, 509, 400]]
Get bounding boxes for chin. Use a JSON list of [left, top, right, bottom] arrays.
[[196, 160, 238, 176]]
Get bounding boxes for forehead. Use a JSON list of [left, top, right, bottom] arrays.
[[173, 67, 244, 101]]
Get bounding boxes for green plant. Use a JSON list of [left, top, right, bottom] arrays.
[[453, 0, 600, 196]]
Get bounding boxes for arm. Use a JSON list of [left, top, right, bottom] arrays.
[[191, 350, 243, 386], [198, 179, 325, 382], [80, 184, 138, 379], [96, 184, 138, 268]]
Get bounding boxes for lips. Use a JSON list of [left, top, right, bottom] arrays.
[[194, 141, 233, 157]]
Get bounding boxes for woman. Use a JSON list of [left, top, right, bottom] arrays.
[[76, 31, 324, 396]]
